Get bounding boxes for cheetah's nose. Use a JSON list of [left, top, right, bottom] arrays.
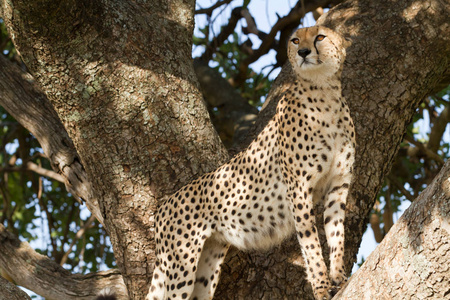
[[297, 48, 311, 58]]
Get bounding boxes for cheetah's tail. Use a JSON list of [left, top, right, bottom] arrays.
[[95, 287, 117, 300]]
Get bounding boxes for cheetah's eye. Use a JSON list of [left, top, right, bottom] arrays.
[[291, 38, 299, 45], [315, 35, 326, 41]]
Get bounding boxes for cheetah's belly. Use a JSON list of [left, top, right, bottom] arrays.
[[214, 174, 295, 251]]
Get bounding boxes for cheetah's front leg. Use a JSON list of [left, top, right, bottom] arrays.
[[289, 188, 331, 300], [323, 175, 351, 291]]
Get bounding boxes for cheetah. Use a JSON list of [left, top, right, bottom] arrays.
[[148, 26, 355, 300]]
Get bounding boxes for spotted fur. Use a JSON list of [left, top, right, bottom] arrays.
[[147, 26, 355, 300]]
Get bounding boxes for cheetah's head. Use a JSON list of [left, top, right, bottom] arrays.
[[288, 26, 348, 82]]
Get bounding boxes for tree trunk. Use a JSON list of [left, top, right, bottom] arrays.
[[0, 0, 448, 299], [1, 0, 229, 298]]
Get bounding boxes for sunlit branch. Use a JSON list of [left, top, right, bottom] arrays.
[[60, 214, 96, 266], [405, 135, 445, 165]]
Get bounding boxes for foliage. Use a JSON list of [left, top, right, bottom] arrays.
[[0, 19, 16, 59], [0, 102, 114, 273], [371, 91, 449, 241]]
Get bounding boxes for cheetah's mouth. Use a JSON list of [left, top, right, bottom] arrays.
[[299, 58, 322, 67], [301, 59, 310, 66]]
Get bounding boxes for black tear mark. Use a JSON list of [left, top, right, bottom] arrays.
[[314, 39, 320, 56]]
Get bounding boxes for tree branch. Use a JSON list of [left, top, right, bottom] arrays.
[[0, 224, 128, 300], [1, 161, 65, 183], [0, 54, 103, 226], [335, 160, 450, 299], [60, 201, 77, 257], [428, 104, 450, 153], [195, 0, 233, 15], [369, 212, 383, 243], [193, 59, 258, 147], [405, 135, 445, 165], [200, 6, 244, 62], [387, 174, 416, 202], [231, 0, 340, 86], [0, 276, 31, 300], [60, 214, 96, 266]]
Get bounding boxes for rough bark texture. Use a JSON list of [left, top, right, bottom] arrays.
[[334, 160, 450, 299], [0, 224, 127, 300], [0, 276, 31, 300], [1, 0, 228, 298], [0, 0, 448, 299]]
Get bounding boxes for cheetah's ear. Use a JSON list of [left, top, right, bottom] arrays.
[[342, 35, 353, 49]]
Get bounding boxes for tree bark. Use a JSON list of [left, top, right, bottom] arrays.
[[0, 0, 448, 299], [0, 276, 31, 300], [334, 160, 450, 300]]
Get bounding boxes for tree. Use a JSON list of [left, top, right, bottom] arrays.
[[0, 0, 448, 299]]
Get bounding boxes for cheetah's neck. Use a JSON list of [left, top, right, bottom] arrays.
[[297, 75, 342, 91]]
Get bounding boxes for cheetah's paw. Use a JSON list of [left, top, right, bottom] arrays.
[[328, 278, 347, 298]]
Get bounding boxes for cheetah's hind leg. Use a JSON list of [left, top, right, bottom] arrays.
[[147, 259, 167, 300], [147, 234, 209, 300], [191, 236, 230, 300]]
